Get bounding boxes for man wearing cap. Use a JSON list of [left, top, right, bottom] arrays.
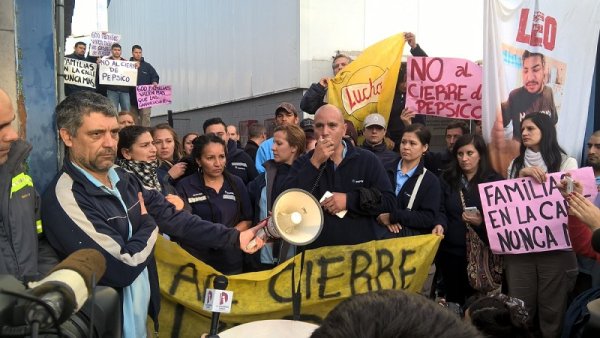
[[300, 118, 317, 153], [255, 102, 299, 173], [361, 113, 399, 167]]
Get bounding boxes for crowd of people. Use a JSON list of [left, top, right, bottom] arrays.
[[65, 41, 159, 127], [2, 32, 599, 338]]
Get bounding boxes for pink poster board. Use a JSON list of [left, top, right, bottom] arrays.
[[136, 85, 172, 109], [406, 57, 482, 120], [478, 167, 597, 254]]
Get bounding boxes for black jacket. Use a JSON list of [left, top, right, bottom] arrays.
[[227, 139, 258, 185], [0, 140, 58, 280], [360, 141, 400, 168], [244, 140, 260, 163], [42, 160, 241, 324], [300, 82, 327, 115], [129, 57, 160, 107], [378, 159, 441, 239], [437, 171, 503, 256], [283, 141, 396, 249]]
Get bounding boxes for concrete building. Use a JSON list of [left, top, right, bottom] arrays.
[[107, 0, 486, 145]]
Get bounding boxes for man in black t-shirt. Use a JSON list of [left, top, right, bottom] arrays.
[[502, 50, 557, 140]]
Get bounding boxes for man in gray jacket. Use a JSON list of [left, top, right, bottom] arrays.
[[0, 88, 57, 279]]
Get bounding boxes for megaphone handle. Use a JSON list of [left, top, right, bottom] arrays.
[[246, 227, 266, 251]]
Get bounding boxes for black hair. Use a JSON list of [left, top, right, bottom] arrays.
[[191, 134, 243, 225], [74, 41, 86, 48], [117, 125, 151, 159], [522, 50, 545, 67], [446, 120, 469, 135], [509, 112, 565, 176], [202, 117, 227, 134], [132, 44, 142, 52], [111, 43, 122, 50], [467, 296, 531, 338], [311, 290, 482, 338], [442, 134, 495, 191], [403, 123, 431, 146]]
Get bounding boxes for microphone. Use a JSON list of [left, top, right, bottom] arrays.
[[205, 275, 231, 338], [25, 248, 106, 329]]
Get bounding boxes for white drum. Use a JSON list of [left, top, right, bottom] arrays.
[[218, 319, 318, 338]]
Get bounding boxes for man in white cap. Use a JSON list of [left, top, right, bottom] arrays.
[[361, 113, 399, 168]]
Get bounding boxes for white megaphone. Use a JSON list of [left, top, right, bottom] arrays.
[[247, 189, 324, 250]]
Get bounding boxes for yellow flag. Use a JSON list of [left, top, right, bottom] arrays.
[[155, 234, 440, 336], [327, 33, 405, 132]]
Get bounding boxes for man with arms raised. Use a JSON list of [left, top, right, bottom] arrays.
[[42, 92, 264, 337]]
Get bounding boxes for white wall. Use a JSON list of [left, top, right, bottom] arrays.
[[105, 0, 483, 115], [108, 0, 300, 115]]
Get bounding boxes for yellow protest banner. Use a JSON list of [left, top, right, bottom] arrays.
[[155, 234, 441, 337], [327, 33, 405, 132]]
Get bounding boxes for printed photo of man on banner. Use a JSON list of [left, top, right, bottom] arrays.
[[483, 0, 600, 175]]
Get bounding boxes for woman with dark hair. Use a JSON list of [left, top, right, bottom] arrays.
[[437, 134, 503, 305], [376, 123, 441, 238], [247, 124, 306, 270], [117, 125, 184, 209], [505, 112, 577, 337], [182, 132, 199, 156], [175, 134, 253, 274], [152, 123, 187, 188]]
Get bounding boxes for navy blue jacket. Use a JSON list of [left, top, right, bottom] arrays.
[[227, 139, 258, 185], [437, 171, 503, 256], [379, 159, 441, 239], [175, 172, 252, 274], [129, 57, 160, 107], [360, 141, 400, 168], [42, 160, 240, 322], [283, 142, 396, 249], [300, 82, 327, 115]]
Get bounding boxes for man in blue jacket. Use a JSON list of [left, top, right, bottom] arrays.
[[129, 45, 159, 127], [42, 91, 264, 338], [283, 104, 396, 249]]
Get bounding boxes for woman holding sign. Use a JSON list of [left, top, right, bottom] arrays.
[[437, 134, 503, 305], [505, 112, 577, 338]]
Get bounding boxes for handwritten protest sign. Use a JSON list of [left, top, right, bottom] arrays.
[[155, 234, 441, 336], [406, 57, 482, 120], [479, 167, 597, 255], [136, 85, 172, 109], [98, 59, 137, 86], [89, 31, 121, 57], [64, 58, 97, 89]]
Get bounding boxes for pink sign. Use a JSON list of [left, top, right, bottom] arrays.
[[478, 167, 597, 255], [136, 85, 172, 109], [406, 57, 482, 120]]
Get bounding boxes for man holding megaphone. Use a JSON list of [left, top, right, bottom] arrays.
[[284, 104, 396, 249]]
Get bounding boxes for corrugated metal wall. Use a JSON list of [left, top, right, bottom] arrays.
[[108, 0, 300, 116]]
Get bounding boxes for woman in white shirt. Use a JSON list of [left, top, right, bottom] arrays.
[[505, 112, 577, 338]]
